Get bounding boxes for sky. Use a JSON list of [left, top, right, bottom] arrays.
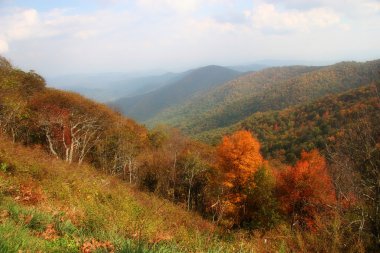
[[0, 0, 379, 76]]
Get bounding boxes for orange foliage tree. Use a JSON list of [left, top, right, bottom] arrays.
[[276, 149, 336, 229], [216, 130, 264, 226]]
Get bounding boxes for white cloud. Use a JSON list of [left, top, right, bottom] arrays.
[[0, 39, 8, 54], [246, 3, 342, 33], [0, 1, 379, 76], [0, 8, 39, 42], [0, 8, 51, 48], [363, 1, 380, 13], [267, 0, 380, 17], [137, 0, 201, 13], [7, 9, 39, 39], [74, 30, 98, 39], [0, 7, 134, 51]]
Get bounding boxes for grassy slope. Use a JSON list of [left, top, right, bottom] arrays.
[[0, 135, 292, 252]]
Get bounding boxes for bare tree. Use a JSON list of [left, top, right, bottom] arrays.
[[327, 116, 380, 249]]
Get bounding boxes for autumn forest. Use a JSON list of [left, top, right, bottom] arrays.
[[0, 54, 379, 253]]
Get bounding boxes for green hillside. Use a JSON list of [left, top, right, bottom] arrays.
[[197, 83, 380, 163], [112, 65, 241, 122], [151, 60, 380, 135]]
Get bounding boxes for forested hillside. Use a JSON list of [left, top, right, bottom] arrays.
[[197, 83, 380, 163], [151, 60, 380, 134], [1, 56, 380, 252], [112, 65, 240, 121]]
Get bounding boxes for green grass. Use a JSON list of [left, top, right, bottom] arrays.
[[0, 138, 223, 252], [0, 199, 79, 252]]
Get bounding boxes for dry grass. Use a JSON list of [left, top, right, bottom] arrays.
[[0, 135, 358, 252]]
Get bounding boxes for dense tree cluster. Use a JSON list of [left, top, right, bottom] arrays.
[[201, 83, 380, 163], [276, 150, 336, 229]]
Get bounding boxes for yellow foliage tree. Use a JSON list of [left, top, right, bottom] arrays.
[[217, 130, 263, 226]]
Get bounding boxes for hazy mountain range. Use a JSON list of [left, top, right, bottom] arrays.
[[45, 60, 332, 103], [46, 71, 184, 102], [111, 65, 241, 121], [148, 60, 380, 135], [46, 59, 380, 145]]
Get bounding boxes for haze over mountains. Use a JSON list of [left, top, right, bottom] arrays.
[[152, 60, 380, 133], [45, 59, 380, 148], [45, 59, 327, 103], [46, 71, 184, 102], [111, 65, 241, 121], [106, 60, 379, 136]]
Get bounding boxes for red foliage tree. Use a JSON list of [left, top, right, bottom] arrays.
[[276, 149, 336, 229]]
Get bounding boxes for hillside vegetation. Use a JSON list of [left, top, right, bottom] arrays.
[[112, 65, 240, 121], [1, 56, 380, 252], [0, 135, 220, 252], [151, 60, 380, 134], [197, 83, 380, 163]]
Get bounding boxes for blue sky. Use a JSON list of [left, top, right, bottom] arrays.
[[1, 0, 379, 76]]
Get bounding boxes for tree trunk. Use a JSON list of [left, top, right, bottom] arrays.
[[187, 170, 194, 211], [172, 151, 177, 201], [121, 160, 129, 181], [46, 132, 58, 158], [128, 158, 133, 184], [11, 127, 15, 143]]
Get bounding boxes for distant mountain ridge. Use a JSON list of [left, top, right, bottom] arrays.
[[46, 71, 185, 102], [45, 60, 335, 103], [150, 60, 380, 135], [111, 65, 241, 121]]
